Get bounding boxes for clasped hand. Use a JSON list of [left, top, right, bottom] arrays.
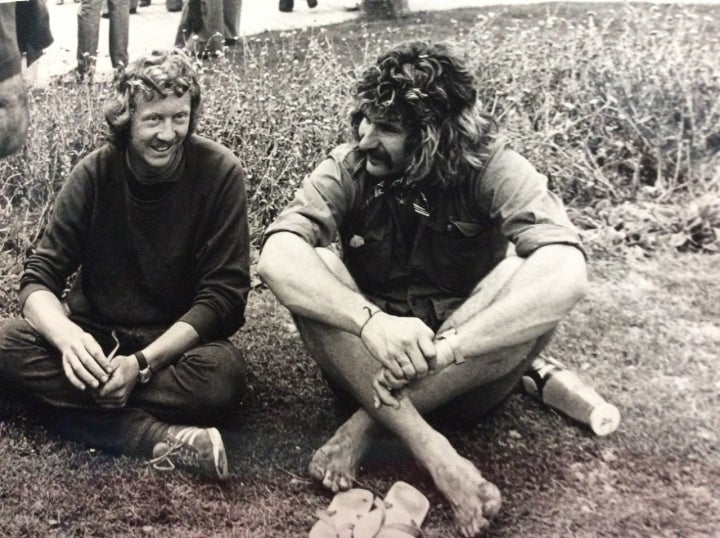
[[359, 312, 439, 408], [360, 314, 460, 409], [59, 332, 138, 408]]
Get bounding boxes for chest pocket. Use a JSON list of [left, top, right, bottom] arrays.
[[343, 224, 396, 292], [427, 217, 495, 295]]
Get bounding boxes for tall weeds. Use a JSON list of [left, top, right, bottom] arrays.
[[0, 5, 718, 312]]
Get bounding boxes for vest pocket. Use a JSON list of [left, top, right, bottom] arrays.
[[430, 218, 493, 294], [343, 226, 394, 291]]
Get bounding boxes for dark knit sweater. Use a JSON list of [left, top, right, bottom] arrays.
[[19, 134, 250, 341]]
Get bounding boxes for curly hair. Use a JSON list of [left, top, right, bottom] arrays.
[[350, 41, 498, 188], [104, 49, 202, 148]]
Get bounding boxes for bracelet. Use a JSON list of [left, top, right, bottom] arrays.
[[358, 306, 381, 339], [436, 328, 465, 364]]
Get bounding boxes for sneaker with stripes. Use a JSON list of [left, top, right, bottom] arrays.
[[148, 426, 228, 479]]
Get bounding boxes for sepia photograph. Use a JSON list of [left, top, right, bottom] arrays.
[[1, 0, 718, 535]]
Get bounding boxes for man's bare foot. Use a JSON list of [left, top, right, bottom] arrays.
[[430, 455, 502, 537], [308, 411, 375, 492]]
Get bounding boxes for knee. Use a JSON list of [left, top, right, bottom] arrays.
[[0, 318, 38, 350], [188, 342, 247, 412]]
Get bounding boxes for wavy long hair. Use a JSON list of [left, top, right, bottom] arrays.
[[350, 41, 498, 188], [104, 49, 202, 148]]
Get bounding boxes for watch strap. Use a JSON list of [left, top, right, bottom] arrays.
[[134, 351, 152, 383], [437, 328, 465, 364], [134, 350, 149, 371]]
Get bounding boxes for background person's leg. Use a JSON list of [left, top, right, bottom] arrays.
[[166, 0, 182, 12], [77, 0, 103, 75], [222, 0, 240, 42], [196, 0, 225, 55], [107, 0, 129, 70]]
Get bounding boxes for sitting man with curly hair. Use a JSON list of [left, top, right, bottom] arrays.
[[0, 49, 250, 479], [258, 41, 588, 536]]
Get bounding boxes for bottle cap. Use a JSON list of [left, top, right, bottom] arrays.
[[521, 375, 540, 398], [589, 402, 621, 436]]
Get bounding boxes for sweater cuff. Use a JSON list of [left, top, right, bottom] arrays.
[[18, 283, 53, 312], [180, 304, 221, 342]]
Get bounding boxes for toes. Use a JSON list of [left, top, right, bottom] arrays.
[[461, 517, 490, 538], [338, 475, 352, 491], [323, 471, 339, 492], [478, 481, 502, 518], [308, 454, 325, 481]]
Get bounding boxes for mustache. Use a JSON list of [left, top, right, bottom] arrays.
[[364, 147, 392, 167]]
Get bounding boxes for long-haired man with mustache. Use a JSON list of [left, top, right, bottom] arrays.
[[258, 41, 588, 536]]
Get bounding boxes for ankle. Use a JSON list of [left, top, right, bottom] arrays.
[[140, 422, 171, 457]]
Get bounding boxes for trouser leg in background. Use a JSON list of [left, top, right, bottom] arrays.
[[223, 0, 240, 41], [0, 318, 247, 457], [77, 0, 128, 73], [107, 0, 129, 69], [77, 0, 102, 74], [174, 0, 223, 55]]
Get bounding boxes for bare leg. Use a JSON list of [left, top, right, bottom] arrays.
[[300, 250, 538, 536]]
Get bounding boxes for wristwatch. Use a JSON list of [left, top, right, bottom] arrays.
[[436, 328, 465, 364], [134, 351, 153, 383]]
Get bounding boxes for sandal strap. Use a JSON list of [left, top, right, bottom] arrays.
[[313, 509, 357, 537], [381, 521, 423, 537]]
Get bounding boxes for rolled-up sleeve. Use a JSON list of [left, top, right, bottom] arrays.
[[478, 148, 585, 258], [263, 145, 356, 248]]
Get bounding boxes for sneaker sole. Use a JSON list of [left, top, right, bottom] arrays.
[[207, 427, 229, 479]]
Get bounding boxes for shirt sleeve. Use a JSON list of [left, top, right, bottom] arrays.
[[18, 159, 93, 309], [476, 147, 585, 258], [262, 146, 355, 248], [179, 159, 251, 341]]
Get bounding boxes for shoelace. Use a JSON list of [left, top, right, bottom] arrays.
[[147, 438, 200, 471]]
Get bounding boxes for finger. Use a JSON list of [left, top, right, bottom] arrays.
[[72, 345, 110, 385], [373, 377, 400, 408], [81, 333, 112, 373], [405, 347, 429, 378], [382, 368, 408, 390], [385, 356, 405, 379], [397, 351, 424, 380], [62, 356, 86, 390], [64, 352, 103, 389], [418, 335, 437, 367], [96, 374, 121, 397], [94, 388, 127, 406]]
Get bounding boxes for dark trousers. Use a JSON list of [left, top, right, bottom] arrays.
[[0, 318, 246, 457]]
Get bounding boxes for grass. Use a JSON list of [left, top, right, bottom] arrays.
[[2, 250, 718, 537], [0, 2, 719, 536]]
